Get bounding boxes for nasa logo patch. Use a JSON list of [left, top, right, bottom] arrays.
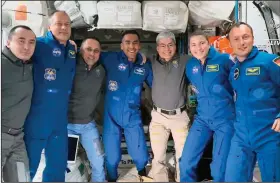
[[52, 48, 61, 57]]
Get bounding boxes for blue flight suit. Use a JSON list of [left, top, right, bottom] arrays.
[[180, 47, 235, 182], [225, 46, 280, 182], [24, 31, 76, 182], [100, 51, 153, 181]]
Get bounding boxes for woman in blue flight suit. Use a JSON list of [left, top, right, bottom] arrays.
[[179, 31, 236, 182]]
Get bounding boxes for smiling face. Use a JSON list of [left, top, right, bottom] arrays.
[[156, 37, 176, 62], [81, 39, 101, 67], [120, 33, 141, 62], [228, 24, 254, 62], [48, 11, 71, 45], [7, 27, 36, 61], [189, 35, 210, 62]]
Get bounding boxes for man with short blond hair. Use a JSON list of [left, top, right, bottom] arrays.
[[24, 11, 76, 181]]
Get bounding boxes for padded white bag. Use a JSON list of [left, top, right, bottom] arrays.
[[2, 1, 48, 37], [65, 157, 90, 182], [97, 1, 142, 29], [54, 1, 98, 28], [77, 1, 98, 27], [33, 148, 90, 182], [54, 1, 82, 21], [142, 1, 189, 33], [188, 1, 235, 26]]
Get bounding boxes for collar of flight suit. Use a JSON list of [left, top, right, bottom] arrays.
[[192, 46, 217, 64], [120, 51, 143, 65], [2, 46, 31, 64], [46, 31, 71, 48], [234, 46, 259, 64], [207, 46, 217, 59]]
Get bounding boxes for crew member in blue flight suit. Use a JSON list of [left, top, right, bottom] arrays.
[[179, 31, 236, 182], [24, 11, 76, 182], [100, 30, 153, 182], [225, 22, 280, 182]]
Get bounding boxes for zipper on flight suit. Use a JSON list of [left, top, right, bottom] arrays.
[[121, 61, 132, 126], [200, 59, 210, 117], [238, 61, 251, 146]]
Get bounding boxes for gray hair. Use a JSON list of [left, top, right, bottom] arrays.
[[48, 10, 70, 25], [156, 31, 176, 44]]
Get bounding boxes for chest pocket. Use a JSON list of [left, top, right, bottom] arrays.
[[2, 61, 32, 85], [59, 57, 75, 90], [244, 66, 266, 84], [244, 66, 268, 88], [244, 66, 270, 99], [188, 64, 200, 87], [131, 66, 146, 86], [205, 64, 227, 94], [42, 51, 75, 91]]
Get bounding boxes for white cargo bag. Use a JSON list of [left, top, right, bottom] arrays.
[[54, 1, 98, 28], [97, 1, 142, 29], [32, 149, 90, 182], [142, 1, 189, 33], [32, 151, 46, 182], [65, 157, 90, 182], [78, 1, 98, 26], [117, 167, 141, 182], [54, 1, 82, 21], [188, 1, 235, 26], [2, 1, 48, 37]]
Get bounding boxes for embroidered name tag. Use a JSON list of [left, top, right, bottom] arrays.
[[206, 64, 219, 72], [134, 67, 145, 75], [246, 67, 260, 75]]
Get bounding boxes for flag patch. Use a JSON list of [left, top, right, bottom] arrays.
[[273, 57, 280, 67]]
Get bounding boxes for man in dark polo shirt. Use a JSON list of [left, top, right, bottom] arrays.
[[1, 25, 36, 182], [149, 31, 191, 182], [67, 37, 106, 182]]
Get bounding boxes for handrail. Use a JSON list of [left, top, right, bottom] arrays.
[[235, 0, 239, 22]]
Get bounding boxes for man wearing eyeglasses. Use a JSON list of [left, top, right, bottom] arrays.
[[67, 37, 106, 182], [149, 31, 191, 182]]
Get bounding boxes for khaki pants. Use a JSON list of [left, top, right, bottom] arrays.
[[149, 109, 190, 182]]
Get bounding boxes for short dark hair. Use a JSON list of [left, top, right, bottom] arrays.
[[8, 25, 34, 40], [80, 37, 101, 49], [189, 30, 209, 43], [227, 22, 254, 37], [121, 30, 140, 42]]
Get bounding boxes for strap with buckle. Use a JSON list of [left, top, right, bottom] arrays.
[[153, 105, 186, 115]]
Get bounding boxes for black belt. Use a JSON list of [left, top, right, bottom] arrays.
[[153, 105, 186, 115], [2, 126, 23, 136]]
